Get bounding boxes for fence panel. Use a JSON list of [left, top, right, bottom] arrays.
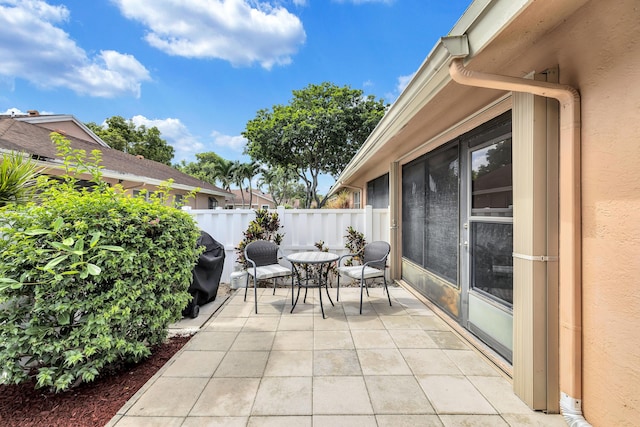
[[189, 207, 389, 283]]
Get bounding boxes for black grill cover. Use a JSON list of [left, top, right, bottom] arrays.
[[187, 231, 225, 311]]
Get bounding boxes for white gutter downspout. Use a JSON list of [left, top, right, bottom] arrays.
[[442, 35, 588, 427]]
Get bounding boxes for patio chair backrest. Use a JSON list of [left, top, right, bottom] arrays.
[[362, 241, 390, 271], [245, 240, 279, 267]]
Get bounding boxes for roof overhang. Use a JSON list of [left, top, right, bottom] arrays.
[[28, 157, 230, 198]]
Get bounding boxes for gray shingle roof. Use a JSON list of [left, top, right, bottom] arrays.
[[0, 118, 229, 196]]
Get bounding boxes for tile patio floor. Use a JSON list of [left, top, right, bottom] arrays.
[[107, 285, 567, 427]]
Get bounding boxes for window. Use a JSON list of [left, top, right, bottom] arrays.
[[402, 143, 459, 284], [353, 191, 361, 209], [367, 173, 389, 208], [469, 136, 513, 305], [174, 194, 184, 207], [471, 139, 513, 217], [132, 189, 149, 202], [208, 197, 219, 209], [261, 204, 270, 210]]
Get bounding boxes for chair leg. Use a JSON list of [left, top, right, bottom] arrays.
[[254, 276, 258, 314], [383, 276, 392, 307], [336, 273, 341, 301], [273, 278, 276, 295], [359, 279, 364, 314], [290, 275, 295, 306], [244, 274, 249, 301]]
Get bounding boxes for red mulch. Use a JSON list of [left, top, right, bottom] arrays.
[[0, 335, 192, 427]]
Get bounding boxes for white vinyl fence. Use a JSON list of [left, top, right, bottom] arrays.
[[189, 206, 390, 284]]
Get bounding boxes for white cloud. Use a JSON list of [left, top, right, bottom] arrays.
[[211, 130, 247, 151], [382, 73, 414, 103], [2, 107, 55, 115], [396, 72, 415, 94], [2, 107, 24, 116], [113, 0, 306, 69], [128, 115, 247, 163], [332, 0, 394, 4], [130, 115, 205, 162], [0, 0, 150, 97]]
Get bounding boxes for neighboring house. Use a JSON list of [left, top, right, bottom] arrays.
[[226, 189, 276, 209], [14, 110, 109, 147], [331, 0, 639, 425], [0, 116, 230, 209]]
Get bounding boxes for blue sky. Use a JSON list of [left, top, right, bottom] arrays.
[[0, 0, 471, 193]]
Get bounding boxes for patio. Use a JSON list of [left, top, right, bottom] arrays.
[[107, 285, 566, 426]]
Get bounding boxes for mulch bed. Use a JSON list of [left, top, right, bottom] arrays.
[[0, 334, 191, 427]]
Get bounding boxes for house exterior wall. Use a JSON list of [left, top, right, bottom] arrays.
[[333, 0, 639, 424], [35, 121, 90, 143], [23, 118, 103, 145], [551, 1, 640, 424], [226, 191, 276, 209], [498, 1, 639, 423]]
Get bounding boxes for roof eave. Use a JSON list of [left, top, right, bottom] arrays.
[[32, 160, 230, 197]]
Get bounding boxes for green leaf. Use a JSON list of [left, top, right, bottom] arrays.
[[80, 367, 99, 382], [97, 245, 124, 252], [57, 312, 70, 326], [86, 263, 101, 275], [62, 237, 74, 246], [24, 229, 51, 236], [49, 241, 73, 252], [89, 232, 101, 248], [52, 217, 65, 232], [35, 369, 54, 389], [43, 255, 69, 270], [74, 238, 85, 252], [0, 280, 23, 291], [64, 350, 84, 367]]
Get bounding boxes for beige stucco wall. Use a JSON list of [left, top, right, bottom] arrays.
[[34, 120, 99, 144], [560, 1, 640, 424], [338, 0, 640, 423]]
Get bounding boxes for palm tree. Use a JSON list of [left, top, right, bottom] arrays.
[[243, 162, 262, 209], [211, 159, 235, 191], [0, 152, 41, 207], [231, 160, 246, 207]]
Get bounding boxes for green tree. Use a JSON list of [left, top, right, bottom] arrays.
[[243, 82, 387, 208], [211, 158, 236, 192], [257, 166, 302, 207], [231, 160, 246, 207], [240, 161, 262, 208], [86, 116, 175, 165], [176, 152, 226, 185]]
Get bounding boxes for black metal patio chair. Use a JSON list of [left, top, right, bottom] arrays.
[[244, 240, 294, 314], [336, 241, 392, 314]]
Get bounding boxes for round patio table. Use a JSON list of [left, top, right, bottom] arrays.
[[286, 251, 339, 319]]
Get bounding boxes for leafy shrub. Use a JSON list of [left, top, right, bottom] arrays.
[[235, 208, 283, 267], [344, 226, 366, 266], [0, 133, 200, 392], [324, 190, 351, 209]]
